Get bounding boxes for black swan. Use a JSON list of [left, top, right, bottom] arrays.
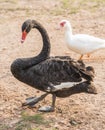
[[11, 19, 97, 112]]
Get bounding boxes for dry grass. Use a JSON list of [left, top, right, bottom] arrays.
[[51, 0, 105, 15]]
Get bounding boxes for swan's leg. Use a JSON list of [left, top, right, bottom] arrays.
[[79, 54, 83, 60], [51, 93, 56, 109], [22, 93, 48, 107], [38, 94, 56, 112]]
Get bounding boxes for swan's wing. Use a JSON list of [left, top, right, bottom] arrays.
[[33, 57, 94, 83], [31, 57, 81, 82], [69, 60, 94, 81], [46, 58, 94, 91], [29, 57, 94, 92], [31, 57, 93, 86]]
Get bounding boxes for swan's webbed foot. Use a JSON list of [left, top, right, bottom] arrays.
[[22, 96, 40, 107], [22, 93, 56, 112], [38, 94, 56, 112], [22, 93, 48, 107], [38, 106, 54, 112]]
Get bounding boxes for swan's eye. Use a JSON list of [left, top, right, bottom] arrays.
[[25, 25, 31, 33], [22, 23, 31, 33]]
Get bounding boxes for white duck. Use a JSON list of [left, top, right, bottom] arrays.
[[59, 20, 105, 60]]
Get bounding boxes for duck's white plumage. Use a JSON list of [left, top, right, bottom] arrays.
[[60, 20, 105, 59]]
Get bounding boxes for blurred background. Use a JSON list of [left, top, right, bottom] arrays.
[[0, 0, 105, 130]]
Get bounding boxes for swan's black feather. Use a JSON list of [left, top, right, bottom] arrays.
[[11, 20, 96, 111], [11, 19, 94, 91]]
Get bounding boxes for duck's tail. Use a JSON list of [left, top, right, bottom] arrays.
[[97, 42, 105, 50], [100, 44, 105, 49], [103, 43, 105, 48], [101, 39, 105, 48]]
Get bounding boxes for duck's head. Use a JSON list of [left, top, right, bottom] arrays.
[[59, 20, 70, 29], [21, 19, 33, 43]]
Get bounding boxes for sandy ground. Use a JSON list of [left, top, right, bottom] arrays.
[[0, 0, 105, 129]]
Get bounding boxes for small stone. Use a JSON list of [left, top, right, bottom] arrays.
[[54, 123, 59, 129], [69, 119, 78, 126]]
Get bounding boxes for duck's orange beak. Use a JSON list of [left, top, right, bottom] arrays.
[[21, 30, 27, 43]]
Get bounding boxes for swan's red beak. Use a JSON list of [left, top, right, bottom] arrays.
[[21, 31, 27, 43]]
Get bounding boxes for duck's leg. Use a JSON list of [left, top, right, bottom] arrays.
[[79, 54, 83, 60], [80, 54, 91, 61], [38, 94, 56, 112], [22, 93, 48, 107]]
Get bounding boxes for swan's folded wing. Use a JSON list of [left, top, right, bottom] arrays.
[[31, 57, 94, 85], [71, 60, 95, 81]]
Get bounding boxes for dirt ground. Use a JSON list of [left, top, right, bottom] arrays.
[[0, 0, 105, 130]]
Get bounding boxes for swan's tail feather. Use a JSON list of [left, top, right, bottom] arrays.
[[79, 66, 95, 81], [55, 81, 97, 98]]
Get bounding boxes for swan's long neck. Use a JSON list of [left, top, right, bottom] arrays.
[[32, 20, 50, 60], [11, 20, 50, 79]]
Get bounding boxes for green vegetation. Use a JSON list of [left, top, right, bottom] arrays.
[[0, 0, 18, 4], [14, 112, 52, 130], [52, 0, 105, 15], [0, 124, 9, 130], [0, 0, 105, 16], [21, 112, 45, 124], [0, 113, 58, 130]]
